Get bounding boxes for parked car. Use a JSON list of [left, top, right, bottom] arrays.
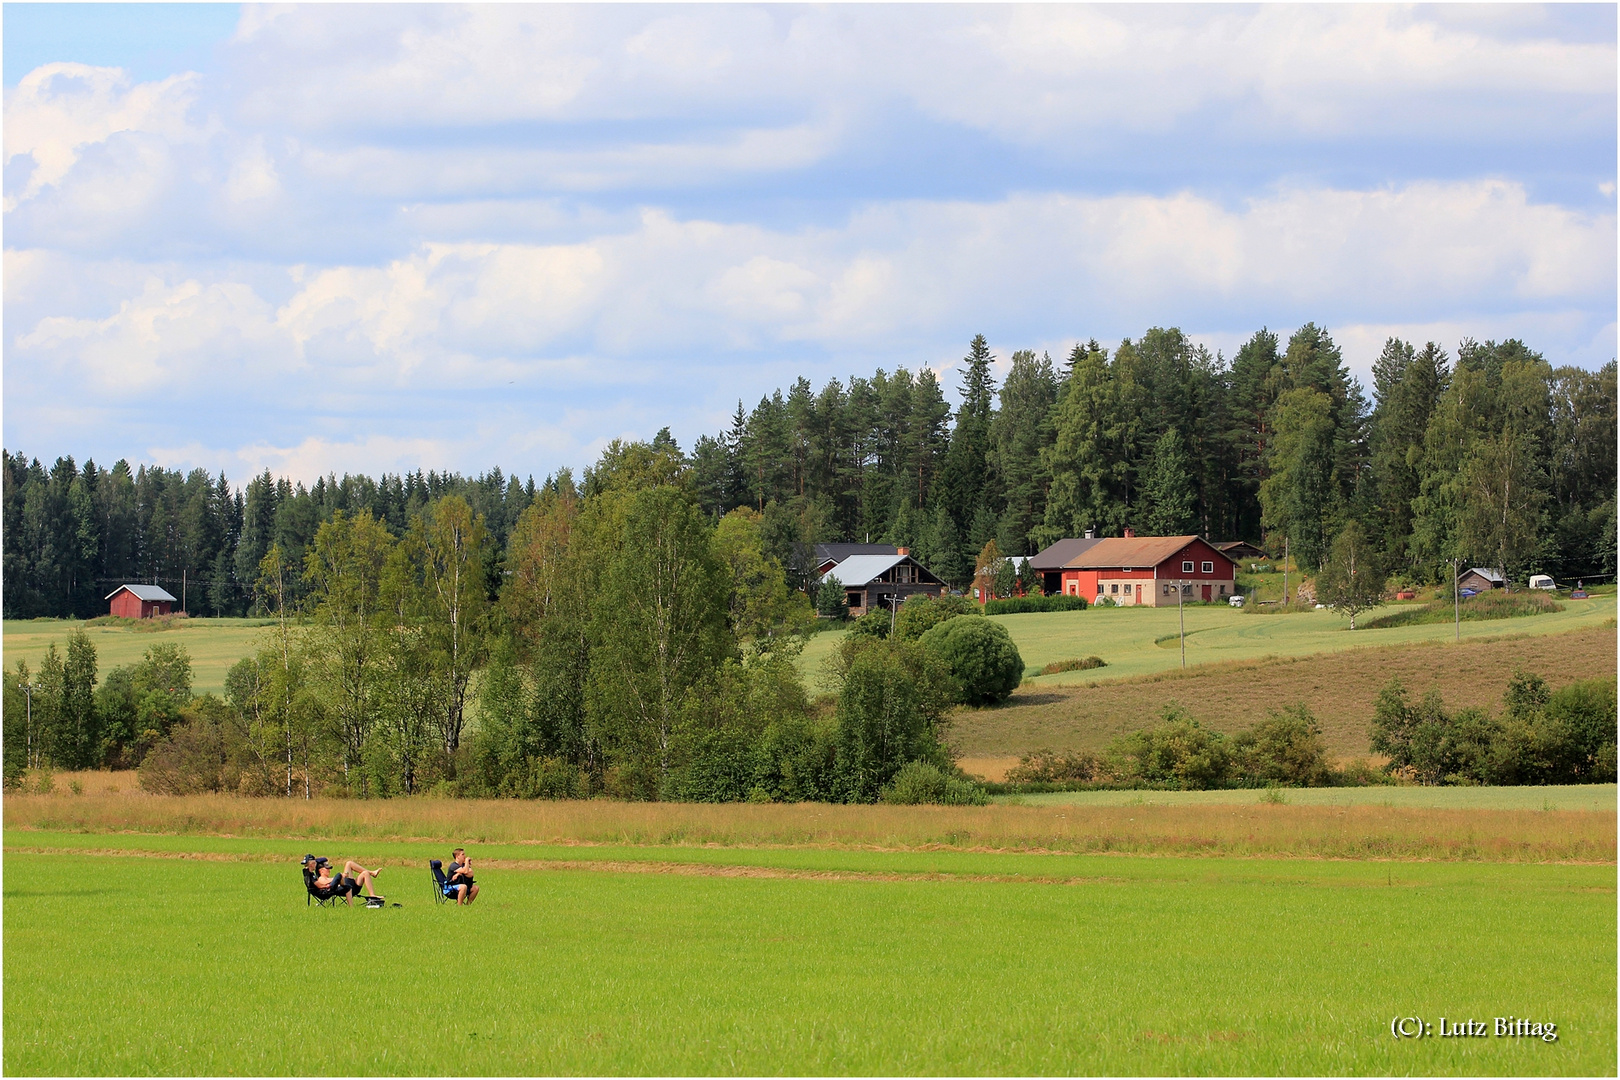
[[1529, 574, 1556, 590]]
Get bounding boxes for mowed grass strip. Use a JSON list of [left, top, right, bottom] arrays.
[[950, 625, 1619, 760], [4, 852, 1613, 1075], [6, 792, 1613, 861]]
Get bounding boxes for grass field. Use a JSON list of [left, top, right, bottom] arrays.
[[950, 625, 1619, 765], [1004, 784, 1618, 811], [4, 836, 1613, 1075], [2, 616, 275, 695], [798, 591, 1615, 688], [8, 785, 1615, 861]]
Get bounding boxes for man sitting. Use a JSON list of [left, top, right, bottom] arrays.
[[446, 848, 478, 905]]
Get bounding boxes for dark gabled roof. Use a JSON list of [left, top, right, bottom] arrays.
[[1215, 541, 1266, 558], [813, 543, 897, 566], [1067, 536, 1236, 570], [105, 583, 177, 603], [1028, 537, 1103, 571]]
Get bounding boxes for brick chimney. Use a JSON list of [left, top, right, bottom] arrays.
[[1123, 527, 1135, 538], [897, 546, 909, 557]]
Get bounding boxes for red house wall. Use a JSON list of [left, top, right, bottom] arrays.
[[1058, 539, 1237, 601], [109, 591, 172, 619]]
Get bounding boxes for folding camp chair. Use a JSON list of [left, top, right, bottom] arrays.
[[303, 866, 343, 908], [430, 859, 458, 905]]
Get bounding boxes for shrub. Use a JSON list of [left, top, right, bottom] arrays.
[[982, 595, 1089, 615], [1005, 749, 1102, 783], [1038, 657, 1106, 675], [879, 760, 989, 805], [1231, 705, 1333, 786], [815, 575, 848, 619], [845, 608, 893, 641], [893, 594, 977, 642], [138, 714, 229, 795], [1105, 707, 1231, 789], [918, 616, 1025, 706], [832, 639, 956, 802], [1370, 673, 1618, 785]]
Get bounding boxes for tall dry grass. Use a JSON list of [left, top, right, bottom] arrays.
[[5, 785, 1612, 862]]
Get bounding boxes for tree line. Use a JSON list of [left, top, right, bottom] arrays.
[[1, 455, 537, 619], [6, 325, 1614, 623], [4, 445, 1025, 801]]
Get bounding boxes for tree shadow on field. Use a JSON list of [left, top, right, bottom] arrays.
[[3, 888, 119, 899]]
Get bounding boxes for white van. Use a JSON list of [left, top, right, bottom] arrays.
[[1529, 574, 1556, 590]]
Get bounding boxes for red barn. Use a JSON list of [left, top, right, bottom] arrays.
[[1053, 533, 1237, 606], [106, 584, 177, 619]]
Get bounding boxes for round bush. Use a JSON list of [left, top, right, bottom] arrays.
[[918, 615, 1025, 706]]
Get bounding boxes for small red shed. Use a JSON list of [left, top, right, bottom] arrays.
[[106, 584, 177, 619]]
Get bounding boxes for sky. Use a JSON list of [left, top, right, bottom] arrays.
[[4, 3, 1616, 485]]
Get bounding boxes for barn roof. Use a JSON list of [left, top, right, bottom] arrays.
[[1028, 537, 1103, 571], [1067, 535, 1235, 570], [105, 583, 177, 602], [813, 542, 897, 564], [1463, 567, 1505, 584]]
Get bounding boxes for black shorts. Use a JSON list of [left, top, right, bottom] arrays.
[[449, 877, 475, 889]]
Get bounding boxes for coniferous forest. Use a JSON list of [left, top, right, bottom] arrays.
[[7, 325, 1615, 621]]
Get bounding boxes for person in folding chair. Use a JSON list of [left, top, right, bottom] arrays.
[[446, 848, 478, 905], [303, 855, 384, 906]]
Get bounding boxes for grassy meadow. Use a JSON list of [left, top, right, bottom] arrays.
[[7, 788, 1614, 1074], [5, 835, 1614, 1075], [798, 589, 1615, 688], [950, 625, 1619, 766], [2, 616, 275, 695]]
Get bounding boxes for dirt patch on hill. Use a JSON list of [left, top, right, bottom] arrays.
[[948, 626, 1617, 759]]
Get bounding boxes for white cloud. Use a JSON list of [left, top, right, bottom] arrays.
[[3, 63, 205, 210], [17, 275, 291, 394]]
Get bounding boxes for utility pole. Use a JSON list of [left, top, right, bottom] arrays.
[[1453, 556, 1461, 643], [22, 681, 37, 770], [1178, 579, 1187, 668], [1282, 535, 1289, 607]]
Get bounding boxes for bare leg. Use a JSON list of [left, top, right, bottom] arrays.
[[341, 860, 379, 878], [455, 884, 468, 905], [466, 884, 478, 905]]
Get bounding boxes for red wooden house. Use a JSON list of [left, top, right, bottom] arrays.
[[106, 584, 177, 619], [1051, 531, 1238, 606]]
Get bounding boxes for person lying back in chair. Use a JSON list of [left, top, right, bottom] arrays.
[[305, 856, 383, 904], [446, 848, 478, 905]]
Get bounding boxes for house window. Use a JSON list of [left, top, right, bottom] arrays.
[[1110, 583, 1119, 594], [1182, 561, 1194, 572], [1163, 584, 1172, 594], [1202, 561, 1213, 573], [1219, 584, 1228, 594]]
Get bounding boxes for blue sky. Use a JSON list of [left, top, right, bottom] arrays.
[[4, 3, 1615, 483]]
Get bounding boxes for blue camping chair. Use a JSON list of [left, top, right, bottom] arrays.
[[430, 859, 458, 905]]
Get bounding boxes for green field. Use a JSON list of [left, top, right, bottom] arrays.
[[4, 834, 1613, 1075], [799, 594, 1617, 687], [1003, 784, 1619, 811], [3, 617, 276, 695]]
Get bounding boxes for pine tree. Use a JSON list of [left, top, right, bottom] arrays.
[[1143, 428, 1196, 535]]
